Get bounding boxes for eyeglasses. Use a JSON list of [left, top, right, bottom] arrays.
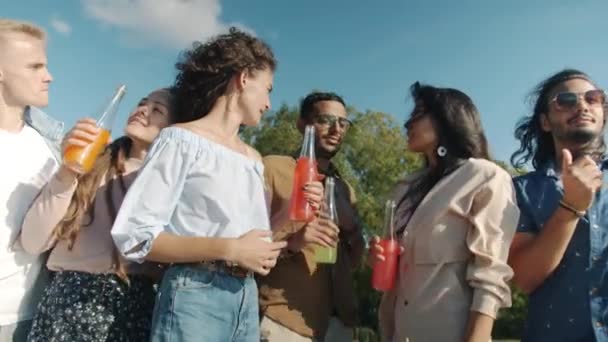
[[313, 114, 353, 130], [551, 89, 606, 110]]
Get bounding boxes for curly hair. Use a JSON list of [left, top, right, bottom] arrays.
[[171, 27, 277, 123], [510, 69, 605, 169]]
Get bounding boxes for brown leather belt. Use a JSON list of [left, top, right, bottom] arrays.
[[192, 260, 252, 278]]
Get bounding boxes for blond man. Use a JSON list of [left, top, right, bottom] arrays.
[[0, 18, 63, 341]]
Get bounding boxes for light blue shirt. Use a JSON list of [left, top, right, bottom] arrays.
[[24, 106, 63, 161], [111, 127, 271, 262]]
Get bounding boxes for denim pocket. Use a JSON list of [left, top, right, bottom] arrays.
[[177, 267, 217, 289]]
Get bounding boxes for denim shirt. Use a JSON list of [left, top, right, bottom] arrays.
[[23, 106, 63, 161], [514, 161, 608, 342]]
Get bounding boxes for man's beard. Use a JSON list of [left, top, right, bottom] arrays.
[[560, 127, 599, 145], [556, 127, 604, 160], [316, 144, 339, 159]]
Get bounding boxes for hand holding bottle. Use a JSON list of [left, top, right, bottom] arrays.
[[288, 213, 339, 253], [63, 85, 126, 173], [367, 235, 405, 267], [61, 118, 101, 175], [303, 180, 324, 210], [371, 200, 401, 292], [289, 125, 320, 221]]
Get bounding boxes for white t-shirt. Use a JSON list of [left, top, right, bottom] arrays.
[[0, 125, 58, 325]]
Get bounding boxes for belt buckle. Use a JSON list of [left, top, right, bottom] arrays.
[[213, 261, 250, 278], [225, 262, 251, 278]]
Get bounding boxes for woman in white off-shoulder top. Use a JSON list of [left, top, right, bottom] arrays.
[[110, 29, 322, 342]]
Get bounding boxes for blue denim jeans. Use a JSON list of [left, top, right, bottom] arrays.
[[150, 264, 260, 342]]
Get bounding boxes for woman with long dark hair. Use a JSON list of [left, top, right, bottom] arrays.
[[369, 82, 520, 342], [110, 28, 322, 342], [21, 88, 175, 341]]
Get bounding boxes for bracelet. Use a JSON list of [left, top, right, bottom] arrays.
[[559, 200, 586, 218]]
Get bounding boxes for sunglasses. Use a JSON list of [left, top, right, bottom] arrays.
[[313, 114, 353, 130], [551, 89, 606, 110]]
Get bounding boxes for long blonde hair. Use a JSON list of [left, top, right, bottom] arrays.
[[53, 136, 132, 281]]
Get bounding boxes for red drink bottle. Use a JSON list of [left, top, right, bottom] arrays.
[[372, 200, 399, 291], [288, 125, 318, 222]]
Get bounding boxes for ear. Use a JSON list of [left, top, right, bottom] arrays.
[[236, 70, 249, 91], [539, 113, 551, 132]]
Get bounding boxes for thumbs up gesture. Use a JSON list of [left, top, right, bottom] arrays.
[[561, 149, 603, 211]]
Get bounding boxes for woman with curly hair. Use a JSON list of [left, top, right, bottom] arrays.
[[110, 28, 323, 342], [21, 88, 175, 341]]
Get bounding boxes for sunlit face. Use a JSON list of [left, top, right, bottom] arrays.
[[124, 90, 173, 144], [238, 68, 274, 127], [541, 78, 605, 145], [308, 100, 351, 159], [0, 32, 52, 108], [404, 101, 439, 154]]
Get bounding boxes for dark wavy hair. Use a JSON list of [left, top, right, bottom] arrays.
[[171, 27, 277, 123], [300, 91, 346, 120], [510, 69, 605, 169], [397, 82, 490, 219]]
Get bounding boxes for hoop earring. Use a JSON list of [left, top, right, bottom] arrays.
[[437, 146, 447, 157]]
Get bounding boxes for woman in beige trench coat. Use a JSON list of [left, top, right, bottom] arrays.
[[369, 82, 520, 342]]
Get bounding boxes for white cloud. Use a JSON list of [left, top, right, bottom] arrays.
[[82, 0, 253, 49], [50, 17, 72, 35]]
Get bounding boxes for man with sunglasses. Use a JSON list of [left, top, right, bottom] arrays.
[[509, 69, 608, 342], [258, 92, 364, 342]]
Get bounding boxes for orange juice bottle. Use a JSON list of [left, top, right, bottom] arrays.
[[64, 85, 127, 173], [288, 125, 318, 222]]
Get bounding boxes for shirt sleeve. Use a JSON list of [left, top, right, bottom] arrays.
[[512, 178, 538, 234], [111, 134, 194, 262], [20, 172, 78, 254], [466, 169, 520, 319]]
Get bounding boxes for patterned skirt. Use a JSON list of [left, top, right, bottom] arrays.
[[28, 271, 156, 342]]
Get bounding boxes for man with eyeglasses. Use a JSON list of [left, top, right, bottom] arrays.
[[508, 69, 608, 342], [258, 92, 364, 342]]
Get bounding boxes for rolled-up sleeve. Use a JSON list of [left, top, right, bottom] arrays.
[[111, 135, 193, 262], [466, 170, 520, 318]]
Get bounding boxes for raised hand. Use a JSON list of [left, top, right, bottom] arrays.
[[560, 148, 602, 211]]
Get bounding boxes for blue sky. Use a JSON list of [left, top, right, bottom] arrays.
[[4, 0, 608, 164]]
